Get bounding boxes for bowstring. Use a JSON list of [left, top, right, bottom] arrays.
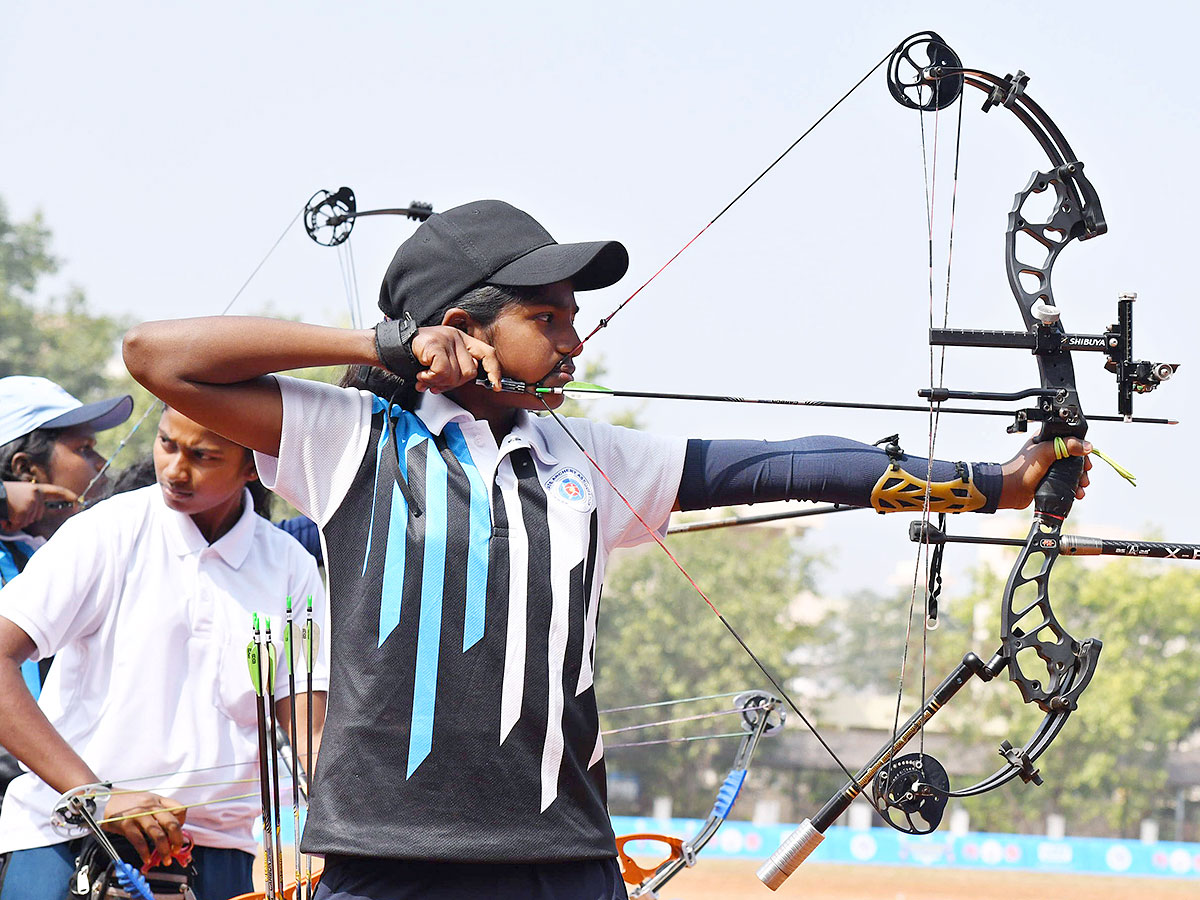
[[601, 702, 773, 737], [884, 76, 965, 798], [543, 48, 895, 380], [529, 38, 945, 790]]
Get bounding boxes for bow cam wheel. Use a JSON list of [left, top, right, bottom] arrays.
[[305, 186, 357, 246], [871, 752, 950, 834], [888, 31, 963, 112]]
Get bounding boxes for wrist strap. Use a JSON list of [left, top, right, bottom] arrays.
[[374, 313, 421, 379]]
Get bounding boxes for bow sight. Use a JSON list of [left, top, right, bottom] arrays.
[[925, 291, 1178, 431]]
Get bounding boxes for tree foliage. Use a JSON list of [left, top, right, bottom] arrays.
[[961, 557, 1200, 836], [596, 522, 821, 816], [0, 199, 130, 404], [825, 546, 1200, 837]]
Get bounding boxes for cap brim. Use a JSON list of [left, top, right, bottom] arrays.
[[42, 395, 134, 433], [488, 240, 629, 292]]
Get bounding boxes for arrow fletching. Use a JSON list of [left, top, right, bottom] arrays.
[[247, 615, 263, 696], [115, 860, 156, 900], [302, 617, 321, 675]]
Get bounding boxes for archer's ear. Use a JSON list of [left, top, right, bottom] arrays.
[[8, 453, 47, 483], [439, 307, 472, 330], [440, 307, 490, 339]]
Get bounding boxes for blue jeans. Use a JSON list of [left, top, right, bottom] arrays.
[[0, 840, 253, 900]]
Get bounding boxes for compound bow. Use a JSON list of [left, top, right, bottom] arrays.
[[757, 31, 1195, 888]]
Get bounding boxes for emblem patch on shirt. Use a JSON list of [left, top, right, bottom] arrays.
[[545, 467, 595, 512]]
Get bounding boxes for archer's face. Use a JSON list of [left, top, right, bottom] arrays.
[[45, 426, 106, 500], [24, 425, 106, 535], [153, 408, 257, 521], [457, 280, 582, 413]]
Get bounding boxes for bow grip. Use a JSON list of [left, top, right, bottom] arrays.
[[1034, 454, 1084, 520]]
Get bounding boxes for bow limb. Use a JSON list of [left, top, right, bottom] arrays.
[[618, 692, 784, 898]]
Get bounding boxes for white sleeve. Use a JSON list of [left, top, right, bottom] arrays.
[[565, 419, 687, 550], [253, 375, 374, 526], [0, 506, 122, 659]]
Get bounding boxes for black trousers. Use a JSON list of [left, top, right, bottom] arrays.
[[314, 855, 628, 900]]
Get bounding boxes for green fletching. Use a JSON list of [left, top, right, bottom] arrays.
[[285, 623, 303, 673], [283, 618, 295, 674], [535, 380, 613, 394], [564, 381, 613, 393], [246, 641, 262, 696]]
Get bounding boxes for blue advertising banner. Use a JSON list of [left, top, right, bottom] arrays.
[[610, 816, 1200, 879]]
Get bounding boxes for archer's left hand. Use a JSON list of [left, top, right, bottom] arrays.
[[998, 436, 1092, 509]]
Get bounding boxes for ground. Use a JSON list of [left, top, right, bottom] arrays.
[[642, 860, 1199, 899], [252, 856, 1198, 899]]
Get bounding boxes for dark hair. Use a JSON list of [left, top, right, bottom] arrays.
[[0, 428, 65, 481], [344, 283, 536, 409], [247, 476, 273, 519], [111, 455, 158, 494]]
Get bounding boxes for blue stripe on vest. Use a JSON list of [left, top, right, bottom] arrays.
[[377, 409, 433, 648], [442, 423, 490, 651], [408, 438, 449, 777]]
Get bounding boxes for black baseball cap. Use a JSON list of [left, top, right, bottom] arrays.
[[378, 200, 629, 324]]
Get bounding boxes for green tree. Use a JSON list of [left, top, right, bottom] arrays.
[[596, 521, 821, 817], [0, 199, 129, 404], [959, 557, 1200, 837]]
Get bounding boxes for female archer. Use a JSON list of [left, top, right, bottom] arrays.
[[122, 199, 1089, 900], [0, 406, 329, 900]]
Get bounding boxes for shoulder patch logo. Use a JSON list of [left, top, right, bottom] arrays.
[[545, 467, 595, 512]]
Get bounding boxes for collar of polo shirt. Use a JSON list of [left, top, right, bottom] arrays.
[[413, 393, 559, 466], [158, 486, 258, 566]]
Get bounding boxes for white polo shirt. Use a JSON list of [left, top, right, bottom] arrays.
[[0, 485, 329, 855]]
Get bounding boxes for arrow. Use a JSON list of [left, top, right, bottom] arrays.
[[475, 379, 1178, 426]]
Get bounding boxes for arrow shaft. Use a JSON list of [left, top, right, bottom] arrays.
[[535, 385, 1175, 424]]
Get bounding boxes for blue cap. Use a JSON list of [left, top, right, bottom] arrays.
[[0, 376, 133, 448]]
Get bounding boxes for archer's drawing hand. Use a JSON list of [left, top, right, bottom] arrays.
[[411, 326, 501, 394], [998, 436, 1092, 509], [102, 790, 188, 865], [0, 482, 78, 533]]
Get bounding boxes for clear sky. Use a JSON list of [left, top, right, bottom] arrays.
[[2, 1, 1197, 600]]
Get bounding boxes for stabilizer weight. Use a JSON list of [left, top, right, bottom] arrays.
[[756, 818, 824, 890]]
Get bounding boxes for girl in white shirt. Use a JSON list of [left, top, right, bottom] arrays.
[[0, 407, 329, 900]]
